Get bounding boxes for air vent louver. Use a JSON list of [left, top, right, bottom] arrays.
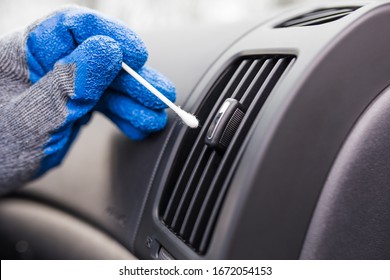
[[276, 6, 360, 28], [160, 54, 295, 254]]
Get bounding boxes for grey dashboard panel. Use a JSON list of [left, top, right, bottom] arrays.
[[300, 85, 390, 259], [2, 2, 390, 259]]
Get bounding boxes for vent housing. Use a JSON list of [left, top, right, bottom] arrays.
[[276, 6, 360, 28], [160, 54, 295, 254]]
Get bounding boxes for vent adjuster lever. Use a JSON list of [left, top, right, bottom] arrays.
[[205, 98, 245, 152]]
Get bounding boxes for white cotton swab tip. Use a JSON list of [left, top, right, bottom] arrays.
[[176, 108, 199, 129], [121, 62, 199, 129]]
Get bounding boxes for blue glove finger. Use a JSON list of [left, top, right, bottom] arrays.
[[103, 111, 149, 141], [57, 35, 123, 121], [110, 66, 176, 110], [98, 91, 168, 139], [26, 6, 147, 83], [37, 35, 123, 174]]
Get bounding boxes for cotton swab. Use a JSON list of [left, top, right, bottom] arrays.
[[121, 62, 199, 129]]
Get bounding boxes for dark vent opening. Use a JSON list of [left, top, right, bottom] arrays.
[[160, 54, 296, 254], [276, 6, 360, 28]]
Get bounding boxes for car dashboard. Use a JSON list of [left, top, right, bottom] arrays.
[[1, 1, 390, 259]]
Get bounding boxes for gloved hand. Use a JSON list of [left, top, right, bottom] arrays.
[[0, 7, 176, 194]]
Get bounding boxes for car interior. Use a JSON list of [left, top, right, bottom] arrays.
[[1, 1, 390, 259]]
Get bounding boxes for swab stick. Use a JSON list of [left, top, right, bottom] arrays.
[[121, 62, 199, 128]]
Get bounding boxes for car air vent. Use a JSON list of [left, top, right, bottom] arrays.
[[276, 6, 360, 28], [160, 54, 296, 254]]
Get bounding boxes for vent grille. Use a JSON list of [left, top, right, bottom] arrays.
[[276, 7, 360, 28], [160, 55, 296, 254]]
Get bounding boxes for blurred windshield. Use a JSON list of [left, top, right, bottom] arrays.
[[0, 0, 380, 35]]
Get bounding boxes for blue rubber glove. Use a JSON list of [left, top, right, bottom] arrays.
[[0, 7, 176, 194]]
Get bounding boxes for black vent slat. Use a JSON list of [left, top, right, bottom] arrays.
[[176, 59, 253, 162], [162, 146, 205, 224], [283, 9, 352, 27], [223, 59, 255, 98], [292, 13, 351, 27], [179, 152, 221, 239], [240, 59, 275, 106], [230, 59, 264, 100], [194, 58, 296, 252], [162, 60, 251, 223], [160, 54, 296, 254], [304, 8, 351, 17], [160, 63, 240, 215], [276, 6, 359, 28], [189, 58, 293, 249], [162, 145, 206, 224], [170, 146, 212, 230]]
